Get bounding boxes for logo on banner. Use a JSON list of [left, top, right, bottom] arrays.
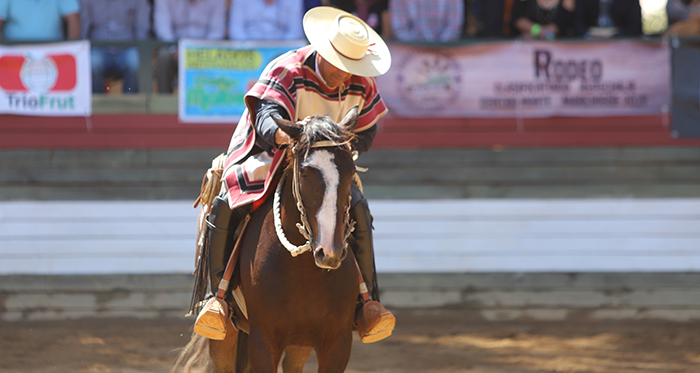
[[0, 41, 90, 116], [0, 54, 77, 92], [396, 53, 461, 111]]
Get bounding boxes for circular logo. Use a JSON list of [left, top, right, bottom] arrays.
[[20, 58, 58, 92], [396, 52, 461, 111]]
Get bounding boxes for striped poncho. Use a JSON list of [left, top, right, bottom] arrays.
[[221, 45, 388, 210]]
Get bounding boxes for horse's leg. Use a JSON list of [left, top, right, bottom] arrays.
[[234, 332, 252, 373], [314, 333, 353, 373], [281, 346, 313, 373], [247, 331, 283, 373], [208, 325, 239, 373]]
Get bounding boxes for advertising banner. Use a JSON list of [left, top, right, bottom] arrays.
[[178, 39, 306, 123], [377, 40, 671, 118], [0, 41, 91, 116]]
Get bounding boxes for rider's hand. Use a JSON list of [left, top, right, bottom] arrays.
[[275, 129, 292, 146]]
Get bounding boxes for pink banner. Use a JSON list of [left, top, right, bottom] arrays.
[[377, 40, 670, 118]]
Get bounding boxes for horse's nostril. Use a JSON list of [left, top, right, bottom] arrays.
[[315, 247, 326, 260]]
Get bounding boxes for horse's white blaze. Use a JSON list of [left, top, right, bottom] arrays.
[[305, 150, 339, 253]]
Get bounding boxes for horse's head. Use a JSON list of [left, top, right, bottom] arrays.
[[273, 107, 359, 270]]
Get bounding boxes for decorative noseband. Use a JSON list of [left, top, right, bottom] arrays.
[[274, 142, 355, 257]]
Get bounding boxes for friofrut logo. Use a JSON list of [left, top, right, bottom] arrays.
[[0, 54, 77, 92], [0, 53, 77, 111]]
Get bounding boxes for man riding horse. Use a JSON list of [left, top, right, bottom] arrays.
[[194, 6, 395, 343]]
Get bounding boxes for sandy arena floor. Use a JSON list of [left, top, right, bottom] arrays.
[[1, 308, 700, 373]]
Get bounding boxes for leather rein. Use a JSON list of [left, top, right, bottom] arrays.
[[273, 140, 356, 257]]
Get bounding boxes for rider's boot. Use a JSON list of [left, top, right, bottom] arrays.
[[350, 185, 396, 343], [194, 196, 245, 340]]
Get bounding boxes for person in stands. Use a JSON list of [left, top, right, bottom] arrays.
[[80, 0, 151, 94], [510, 0, 575, 39], [665, 0, 700, 36], [326, 0, 391, 39], [228, 0, 304, 41], [0, 0, 80, 41], [573, 0, 642, 38], [389, 0, 464, 42], [153, 0, 226, 93]]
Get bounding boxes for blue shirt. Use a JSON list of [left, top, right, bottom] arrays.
[[228, 0, 303, 41], [0, 0, 80, 41]]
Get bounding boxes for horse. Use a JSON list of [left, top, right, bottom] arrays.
[[176, 107, 362, 373]]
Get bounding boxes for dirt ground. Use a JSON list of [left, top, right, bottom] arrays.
[[2, 308, 700, 373]]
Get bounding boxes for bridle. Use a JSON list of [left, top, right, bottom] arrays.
[[274, 140, 356, 258]]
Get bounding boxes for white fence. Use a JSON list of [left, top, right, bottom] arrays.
[[1, 199, 700, 275]]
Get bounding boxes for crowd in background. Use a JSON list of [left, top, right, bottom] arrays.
[[0, 0, 694, 94]]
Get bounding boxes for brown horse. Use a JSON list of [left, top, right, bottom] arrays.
[[176, 108, 362, 373]]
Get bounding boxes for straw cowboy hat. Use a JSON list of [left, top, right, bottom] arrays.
[[303, 6, 391, 77]]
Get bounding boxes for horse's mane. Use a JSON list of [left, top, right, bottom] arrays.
[[291, 115, 356, 159]]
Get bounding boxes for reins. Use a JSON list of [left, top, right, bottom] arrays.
[[274, 141, 356, 257]]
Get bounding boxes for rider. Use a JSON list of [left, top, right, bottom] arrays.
[[195, 6, 395, 343]]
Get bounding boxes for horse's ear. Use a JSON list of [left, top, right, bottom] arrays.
[[273, 116, 303, 140], [338, 105, 359, 131]]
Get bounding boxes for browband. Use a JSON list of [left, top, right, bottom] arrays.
[[310, 140, 352, 149]]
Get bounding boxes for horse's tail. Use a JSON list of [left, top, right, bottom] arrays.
[[172, 331, 216, 373]]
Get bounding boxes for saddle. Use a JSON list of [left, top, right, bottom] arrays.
[[192, 161, 281, 340]]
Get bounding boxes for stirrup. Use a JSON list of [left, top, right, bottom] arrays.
[[195, 214, 251, 341], [354, 300, 395, 343], [194, 297, 229, 340]]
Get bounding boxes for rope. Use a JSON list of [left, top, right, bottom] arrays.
[[273, 174, 312, 256], [193, 153, 226, 209]]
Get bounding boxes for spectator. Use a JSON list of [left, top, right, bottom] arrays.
[[0, 0, 80, 41], [510, 0, 575, 39], [228, 0, 304, 40], [153, 0, 226, 93], [665, 0, 700, 36], [327, 0, 391, 39], [468, 0, 507, 37], [667, 0, 700, 26], [573, 0, 642, 38], [390, 0, 464, 42], [80, 0, 151, 94], [305, 0, 323, 12]]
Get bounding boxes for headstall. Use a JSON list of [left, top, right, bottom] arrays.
[[274, 141, 356, 257]]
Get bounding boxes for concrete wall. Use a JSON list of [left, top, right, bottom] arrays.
[[3, 147, 700, 200], [3, 133, 700, 322], [3, 273, 700, 322], [4, 199, 700, 275]]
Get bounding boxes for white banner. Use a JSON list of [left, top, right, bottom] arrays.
[[377, 40, 670, 118], [0, 41, 91, 116]]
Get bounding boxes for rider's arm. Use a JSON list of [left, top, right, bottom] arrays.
[[254, 99, 291, 154], [352, 124, 376, 155], [254, 98, 377, 154]]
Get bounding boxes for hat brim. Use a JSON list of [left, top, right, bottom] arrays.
[[303, 7, 391, 77]]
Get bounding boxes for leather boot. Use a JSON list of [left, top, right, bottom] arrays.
[[207, 196, 236, 292], [350, 184, 395, 343], [195, 196, 247, 340]]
